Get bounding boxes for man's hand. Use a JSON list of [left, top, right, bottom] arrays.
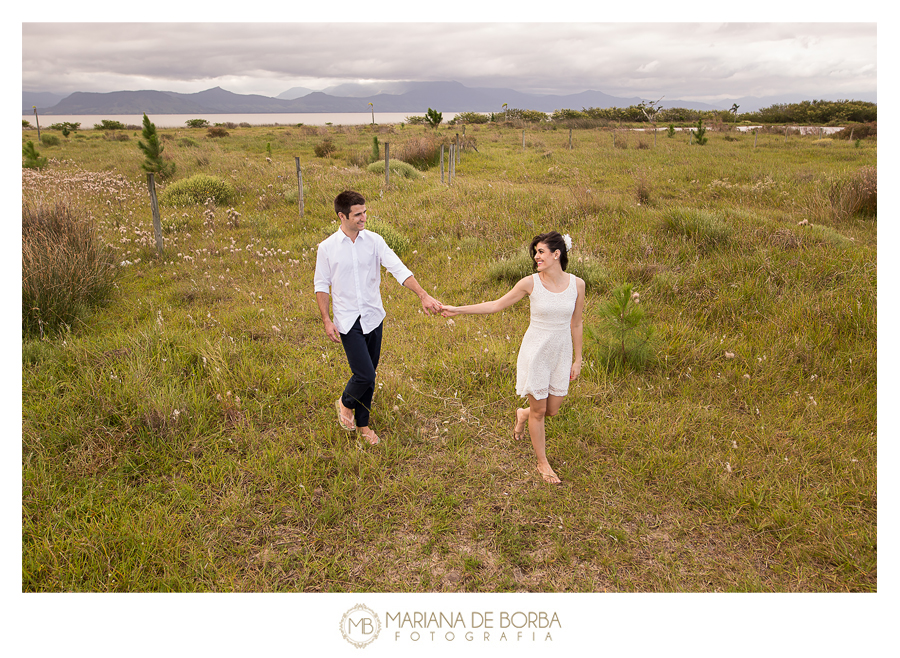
[[323, 318, 340, 343], [420, 293, 443, 315]]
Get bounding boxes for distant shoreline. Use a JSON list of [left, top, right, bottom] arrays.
[[21, 112, 472, 129]]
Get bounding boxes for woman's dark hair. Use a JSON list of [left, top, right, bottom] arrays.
[[529, 231, 568, 271], [334, 190, 366, 218]]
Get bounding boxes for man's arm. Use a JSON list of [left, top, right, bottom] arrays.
[[402, 276, 442, 314], [315, 291, 340, 343]]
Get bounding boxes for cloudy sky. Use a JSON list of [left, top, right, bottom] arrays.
[[21, 19, 877, 103]]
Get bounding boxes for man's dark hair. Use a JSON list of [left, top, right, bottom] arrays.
[[529, 231, 569, 271], [334, 190, 366, 218]]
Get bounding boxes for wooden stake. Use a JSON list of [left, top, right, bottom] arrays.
[[295, 157, 304, 218], [147, 173, 163, 257]]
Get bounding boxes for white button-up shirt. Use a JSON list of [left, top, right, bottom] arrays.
[[314, 228, 414, 334]]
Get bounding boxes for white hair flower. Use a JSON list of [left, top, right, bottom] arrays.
[[562, 233, 573, 251]]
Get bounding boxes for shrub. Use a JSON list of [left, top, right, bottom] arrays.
[[632, 167, 652, 205], [831, 122, 877, 141], [93, 119, 126, 130], [828, 166, 876, 221], [395, 136, 442, 170], [451, 112, 490, 125], [186, 119, 210, 128], [207, 126, 229, 138], [314, 138, 337, 157], [22, 201, 118, 336], [405, 115, 426, 125], [366, 159, 420, 180], [660, 207, 732, 247], [158, 174, 236, 206], [366, 218, 410, 256], [40, 134, 61, 146]]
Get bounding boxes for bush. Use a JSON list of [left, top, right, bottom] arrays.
[[207, 126, 229, 138], [314, 138, 337, 157], [366, 218, 410, 256], [450, 112, 490, 125], [828, 166, 876, 221], [831, 122, 877, 141], [158, 174, 236, 206], [186, 119, 210, 128], [366, 159, 420, 180], [93, 119, 126, 130], [22, 201, 118, 336], [395, 136, 443, 170], [40, 134, 61, 146]]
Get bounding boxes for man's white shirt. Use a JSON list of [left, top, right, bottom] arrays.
[[314, 228, 413, 334]]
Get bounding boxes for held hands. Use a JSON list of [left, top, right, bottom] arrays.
[[420, 293, 443, 315], [440, 305, 462, 318]]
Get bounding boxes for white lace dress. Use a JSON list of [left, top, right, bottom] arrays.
[[516, 273, 577, 400]]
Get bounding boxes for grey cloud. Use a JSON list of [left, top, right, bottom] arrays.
[[22, 22, 876, 101]]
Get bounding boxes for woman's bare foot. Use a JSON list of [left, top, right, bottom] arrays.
[[359, 426, 380, 445], [537, 462, 561, 484], [513, 408, 528, 440]]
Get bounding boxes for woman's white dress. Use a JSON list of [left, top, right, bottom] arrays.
[[516, 273, 577, 400]]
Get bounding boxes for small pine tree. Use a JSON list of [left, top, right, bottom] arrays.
[[693, 119, 708, 146], [586, 282, 656, 371], [371, 135, 380, 162], [23, 140, 48, 170], [425, 108, 443, 128], [138, 113, 175, 179], [667, 123, 676, 138]]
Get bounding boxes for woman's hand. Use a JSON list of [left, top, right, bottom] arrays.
[[441, 305, 462, 318], [570, 359, 582, 381]]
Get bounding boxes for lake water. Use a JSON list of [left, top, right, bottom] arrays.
[[22, 112, 471, 129], [23, 112, 849, 135]]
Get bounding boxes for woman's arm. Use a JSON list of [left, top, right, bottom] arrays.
[[570, 277, 586, 380], [441, 276, 533, 317]]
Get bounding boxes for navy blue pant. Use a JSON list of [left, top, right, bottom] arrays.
[[339, 317, 383, 429]]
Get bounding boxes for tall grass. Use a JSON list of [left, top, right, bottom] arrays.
[[22, 200, 118, 336], [21, 122, 876, 593]]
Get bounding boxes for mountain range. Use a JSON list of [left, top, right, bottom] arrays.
[[23, 81, 877, 116]]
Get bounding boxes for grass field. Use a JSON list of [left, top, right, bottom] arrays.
[[21, 119, 876, 592]]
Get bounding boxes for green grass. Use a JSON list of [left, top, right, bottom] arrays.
[[22, 121, 876, 592]]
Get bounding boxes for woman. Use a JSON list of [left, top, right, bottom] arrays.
[[441, 231, 585, 484]]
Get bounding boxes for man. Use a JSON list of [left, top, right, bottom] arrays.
[[314, 190, 442, 445]]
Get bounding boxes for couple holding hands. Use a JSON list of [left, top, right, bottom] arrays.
[[314, 191, 585, 484]]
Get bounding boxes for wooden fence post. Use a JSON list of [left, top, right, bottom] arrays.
[[754, 130, 758, 148], [147, 173, 164, 257], [294, 157, 304, 218], [568, 128, 572, 150], [32, 106, 41, 142], [448, 145, 453, 185], [441, 144, 445, 184]]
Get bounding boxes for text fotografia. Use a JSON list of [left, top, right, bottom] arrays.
[[386, 611, 561, 642]]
